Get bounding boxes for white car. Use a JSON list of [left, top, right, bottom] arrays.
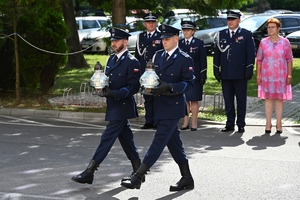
[[76, 16, 110, 41], [80, 28, 111, 54], [126, 19, 144, 52]]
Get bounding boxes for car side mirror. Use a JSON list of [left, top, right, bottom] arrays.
[[279, 30, 286, 37]]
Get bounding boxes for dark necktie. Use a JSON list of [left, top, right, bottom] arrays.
[[164, 52, 169, 63], [231, 31, 235, 38], [112, 56, 118, 64], [186, 40, 189, 45], [148, 33, 152, 39]]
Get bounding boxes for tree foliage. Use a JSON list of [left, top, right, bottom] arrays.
[[0, 1, 68, 95]]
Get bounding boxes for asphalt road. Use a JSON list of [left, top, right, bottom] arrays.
[[1, 115, 300, 200]]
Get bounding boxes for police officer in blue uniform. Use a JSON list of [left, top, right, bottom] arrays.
[[72, 28, 142, 185], [135, 12, 163, 129], [121, 24, 195, 191], [213, 10, 255, 133], [179, 21, 207, 131]]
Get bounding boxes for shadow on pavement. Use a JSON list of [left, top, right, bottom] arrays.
[[246, 133, 288, 150]]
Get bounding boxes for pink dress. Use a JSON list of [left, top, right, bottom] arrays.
[[256, 36, 293, 100]]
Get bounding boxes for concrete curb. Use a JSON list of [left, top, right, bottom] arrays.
[[1, 107, 299, 127]]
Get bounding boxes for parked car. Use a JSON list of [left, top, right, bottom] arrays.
[[76, 16, 110, 41], [217, 9, 245, 19], [161, 14, 227, 54], [126, 19, 145, 52], [193, 17, 228, 54], [80, 17, 141, 54], [263, 9, 293, 14], [239, 13, 300, 49], [287, 30, 300, 56], [164, 9, 197, 19], [80, 27, 110, 54]]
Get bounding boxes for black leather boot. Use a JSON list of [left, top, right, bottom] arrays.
[[169, 163, 194, 191], [121, 159, 145, 183], [71, 160, 99, 184], [121, 163, 149, 189]]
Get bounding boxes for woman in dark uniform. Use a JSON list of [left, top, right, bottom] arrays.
[[179, 21, 207, 131]]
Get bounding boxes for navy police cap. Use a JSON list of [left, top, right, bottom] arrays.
[[144, 12, 158, 22], [159, 24, 180, 39], [226, 10, 241, 20], [181, 21, 196, 29], [109, 27, 131, 41]]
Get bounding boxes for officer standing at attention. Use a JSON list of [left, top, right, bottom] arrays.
[[213, 10, 255, 133], [135, 12, 163, 130], [179, 21, 207, 131], [121, 24, 195, 191], [71, 27, 142, 185]]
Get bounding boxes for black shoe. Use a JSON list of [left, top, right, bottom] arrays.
[[71, 160, 99, 184], [121, 164, 149, 190], [276, 125, 282, 134], [141, 123, 154, 129], [169, 176, 194, 191], [169, 163, 194, 192], [265, 130, 271, 134], [221, 126, 234, 132], [238, 127, 245, 133], [190, 128, 197, 131], [180, 125, 189, 130]]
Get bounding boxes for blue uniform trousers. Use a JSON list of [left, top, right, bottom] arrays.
[[92, 120, 140, 163], [221, 79, 247, 128], [142, 119, 188, 168], [143, 94, 154, 124]]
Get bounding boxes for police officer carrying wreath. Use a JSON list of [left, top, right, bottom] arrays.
[[71, 27, 142, 185], [213, 10, 255, 133], [121, 24, 195, 191], [135, 12, 163, 129]]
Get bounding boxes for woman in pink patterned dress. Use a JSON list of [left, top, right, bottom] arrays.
[[256, 18, 293, 134]]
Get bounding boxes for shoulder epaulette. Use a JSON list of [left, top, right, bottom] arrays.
[[179, 50, 190, 58]]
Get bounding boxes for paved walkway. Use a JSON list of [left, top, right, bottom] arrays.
[[245, 83, 300, 126], [1, 84, 300, 127]]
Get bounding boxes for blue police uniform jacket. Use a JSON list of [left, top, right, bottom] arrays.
[[213, 27, 255, 79], [135, 30, 163, 73], [152, 48, 194, 120], [104, 50, 141, 121], [179, 37, 207, 81]]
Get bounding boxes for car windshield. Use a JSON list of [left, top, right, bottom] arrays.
[[126, 20, 145, 32], [240, 15, 270, 31], [162, 16, 199, 29]]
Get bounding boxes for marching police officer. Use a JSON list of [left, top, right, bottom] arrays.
[[213, 10, 255, 133], [71, 28, 142, 185], [121, 24, 195, 191], [179, 20, 207, 131], [135, 12, 163, 129]]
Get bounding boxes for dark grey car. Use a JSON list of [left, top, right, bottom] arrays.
[[163, 16, 227, 54], [239, 13, 300, 49]]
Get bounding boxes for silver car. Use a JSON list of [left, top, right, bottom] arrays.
[[76, 16, 110, 42], [126, 19, 144, 52], [193, 17, 227, 54], [287, 30, 300, 57], [80, 27, 111, 54]]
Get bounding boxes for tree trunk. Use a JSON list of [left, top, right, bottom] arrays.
[[61, 0, 89, 69], [13, 0, 20, 104], [112, 0, 126, 29]]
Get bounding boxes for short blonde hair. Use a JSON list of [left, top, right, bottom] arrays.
[[267, 18, 280, 28]]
